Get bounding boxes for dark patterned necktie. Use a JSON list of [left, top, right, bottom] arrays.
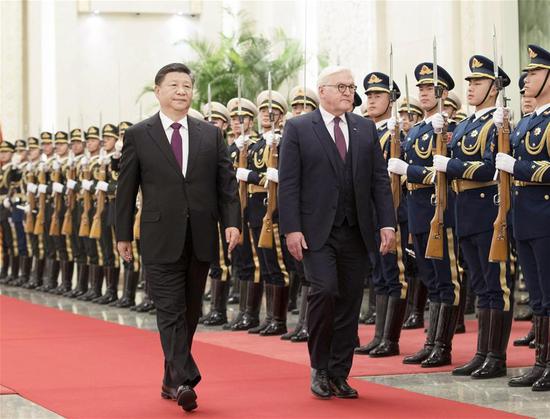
[[170, 122, 183, 170], [333, 116, 347, 161]]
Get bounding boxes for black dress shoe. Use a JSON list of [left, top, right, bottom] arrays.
[[176, 385, 198, 412], [329, 377, 358, 399], [310, 369, 332, 399], [161, 384, 178, 400]]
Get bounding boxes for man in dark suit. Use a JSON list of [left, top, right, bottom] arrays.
[[278, 66, 396, 399], [115, 63, 240, 412]]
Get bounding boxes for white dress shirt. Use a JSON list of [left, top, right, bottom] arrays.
[[536, 103, 550, 115], [159, 111, 190, 176], [319, 105, 349, 150], [474, 106, 496, 121]]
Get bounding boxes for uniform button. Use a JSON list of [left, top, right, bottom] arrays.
[[409, 160, 413, 163], [521, 140, 524, 144], [457, 142, 461, 146], [515, 191, 519, 196], [545, 195, 549, 200], [518, 156, 522, 160], [532, 165, 536, 169], [480, 193, 485, 198]]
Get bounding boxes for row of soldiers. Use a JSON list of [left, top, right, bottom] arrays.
[[1, 43, 548, 392]]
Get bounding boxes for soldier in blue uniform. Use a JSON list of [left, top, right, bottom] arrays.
[[355, 72, 409, 357], [495, 44, 550, 391], [388, 62, 461, 367], [433, 55, 514, 379]]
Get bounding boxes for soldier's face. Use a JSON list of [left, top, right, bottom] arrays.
[[208, 118, 227, 131], [399, 111, 419, 132], [103, 136, 116, 151], [418, 84, 447, 111], [291, 103, 314, 116], [259, 108, 282, 129], [0, 151, 11, 164], [55, 143, 69, 156], [443, 105, 456, 119], [17, 151, 27, 161], [71, 142, 84, 155], [28, 148, 41, 161], [42, 143, 53, 156], [154, 72, 193, 115], [467, 78, 496, 106], [525, 68, 549, 98], [230, 116, 251, 136], [318, 70, 355, 115], [87, 138, 100, 153], [521, 95, 537, 114], [366, 92, 390, 119]]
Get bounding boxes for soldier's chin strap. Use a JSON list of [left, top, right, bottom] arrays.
[[534, 69, 550, 99], [474, 79, 495, 108]]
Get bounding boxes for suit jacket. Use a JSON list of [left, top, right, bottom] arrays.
[[115, 112, 240, 264], [278, 109, 395, 252]]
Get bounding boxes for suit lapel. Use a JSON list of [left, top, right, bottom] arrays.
[[312, 109, 340, 175], [346, 113, 360, 178], [186, 116, 202, 177], [146, 113, 184, 180]]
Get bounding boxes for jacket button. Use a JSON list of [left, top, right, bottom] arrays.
[[515, 191, 519, 196], [480, 193, 485, 198], [545, 195, 549, 200]]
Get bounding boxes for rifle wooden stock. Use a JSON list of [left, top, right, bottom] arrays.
[[78, 169, 91, 237], [49, 170, 62, 236], [61, 166, 76, 236], [389, 125, 401, 253], [238, 144, 248, 245], [259, 144, 278, 249], [133, 193, 142, 240], [24, 173, 36, 234], [89, 164, 107, 240], [33, 171, 47, 235], [489, 117, 511, 262], [425, 131, 447, 260]]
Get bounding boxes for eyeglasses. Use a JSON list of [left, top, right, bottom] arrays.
[[324, 84, 358, 94]]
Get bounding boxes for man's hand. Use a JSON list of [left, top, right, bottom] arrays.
[[388, 158, 409, 176], [236, 168, 251, 182], [117, 241, 133, 262], [495, 152, 516, 174], [433, 155, 451, 173], [379, 228, 396, 256], [286, 231, 308, 261], [266, 167, 279, 183], [225, 227, 240, 253]]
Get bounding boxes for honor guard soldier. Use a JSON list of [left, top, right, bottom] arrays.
[[21, 137, 45, 289], [227, 97, 260, 331], [389, 62, 462, 367], [355, 72, 409, 357], [77, 126, 104, 301], [0, 141, 20, 284], [434, 55, 514, 379], [444, 91, 462, 133], [455, 109, 468, 123], [496, 44, 550, 391], [281, 86, 320, 343], [63, 128, 90, 298]]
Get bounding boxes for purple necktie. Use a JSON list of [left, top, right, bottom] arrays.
[[170, 122, 183, 170], [333, 116, 347, 161]]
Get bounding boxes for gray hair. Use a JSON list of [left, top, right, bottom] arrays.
[[317, 66, 354, 88]]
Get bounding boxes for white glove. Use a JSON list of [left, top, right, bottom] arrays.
[[264, 131, 281, 147], [96, 180, 109, 192], [236, 168, 251, 182], [66, 179, 77, 190], [52, 182, 64, 194], [387, 117, 401, 132], [3, 198, 11, 209], [26, 162, 33, 171], [388, 158, 409, 176], [80, 156, 89, 166], [493, 107, 507, 129], [81, 179, 93, 191], [113, 150, 122, 159], [12, 154, 22, 166], [433, 155, 451, 173], [51, 160, 60, 171], [495, 152, 516, 174], [100, 156, 111, 166], [21, 204, 31, 214], [38, 162, 46, 172], [27, 182, 37, 194], [266, 167, 279, 183], [115, 140, 123, 152], [67, 156, 75, 167], [38, 184, 48, 194], [432, 113, 445, 133], [235, 135, 250, 151]]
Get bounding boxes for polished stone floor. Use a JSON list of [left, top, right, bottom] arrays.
[[1, 284, 549, 419]]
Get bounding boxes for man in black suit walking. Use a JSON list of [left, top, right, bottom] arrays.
[[115, 63, 240, 412], [278, 66, 395, 399]]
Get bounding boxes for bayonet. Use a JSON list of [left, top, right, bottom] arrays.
[[207, 83, 212, 122]]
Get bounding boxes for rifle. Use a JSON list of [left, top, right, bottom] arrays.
[[489, 28, 510, 262], [425, 37, 447, 260], [389, 45, 401, 215], [61, 157, 77, 236], [259, 72, 277, 249], [78, 161, 92, 237], [133, 191, 142, 241], [24, 164, 36, 234], [33, 165, 47, 235], [49, 158, 63, 236], [237, 76, 248, 245], [89, 157, 107, 239]]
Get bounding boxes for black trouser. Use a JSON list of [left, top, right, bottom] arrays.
[[302, 222, 369, 378], [146, 225, 210, 388], [230, 220, 255, 282], [99, 201, 117, 268], [70, 202, 87, 264]]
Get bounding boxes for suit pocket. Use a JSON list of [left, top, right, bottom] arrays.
[[141, 210, 160, 223]]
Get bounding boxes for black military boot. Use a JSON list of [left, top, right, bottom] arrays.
[[233, 282, 263, 331], [78, 265, 103, 301], [5, 255, 20, 285], [203, 278, 230, 326], [66, 264, 89, 298], [509, 315, 547, 387], [514, 320, 535, 346], [402, 278, 428, 329], [282, 285, 309, 341], [291, 289, 310, 343], [356, 294, 389, 355], [14, 256, 33, 287], [44, 259, 60, 293], [422, 303, 459, 367], [24, 258, 45, 289], [199, 279, 217, 324], [227, 276, 240, 305], [403, 302, 441, 364], [361, 280, 377, 325], [53, 261, 74, 295], [369, 297, 407, 357], [287, 272, 300, 312], [36, 258, 52, 292], [464, 281, 476, 315], [112, 269, 139, 308], [95, 267, 119, 304], [226, 280, 248, 330], [472, 308, 513, 379], [0, 253, 10, 283], [453, 308, 490, 376], [532, 316, 550, 391], [134, 293, 155, 312], [249, 283, 272, 334], [261, 284, 289, 336], [515, 307, 533, 321]]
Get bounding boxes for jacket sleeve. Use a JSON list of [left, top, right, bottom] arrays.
[[278, 120, 302, 235]]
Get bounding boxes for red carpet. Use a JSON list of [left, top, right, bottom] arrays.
[[195, 318, 534, 376], [0, 296, 528, 418], [0, 384, 16, 394]]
